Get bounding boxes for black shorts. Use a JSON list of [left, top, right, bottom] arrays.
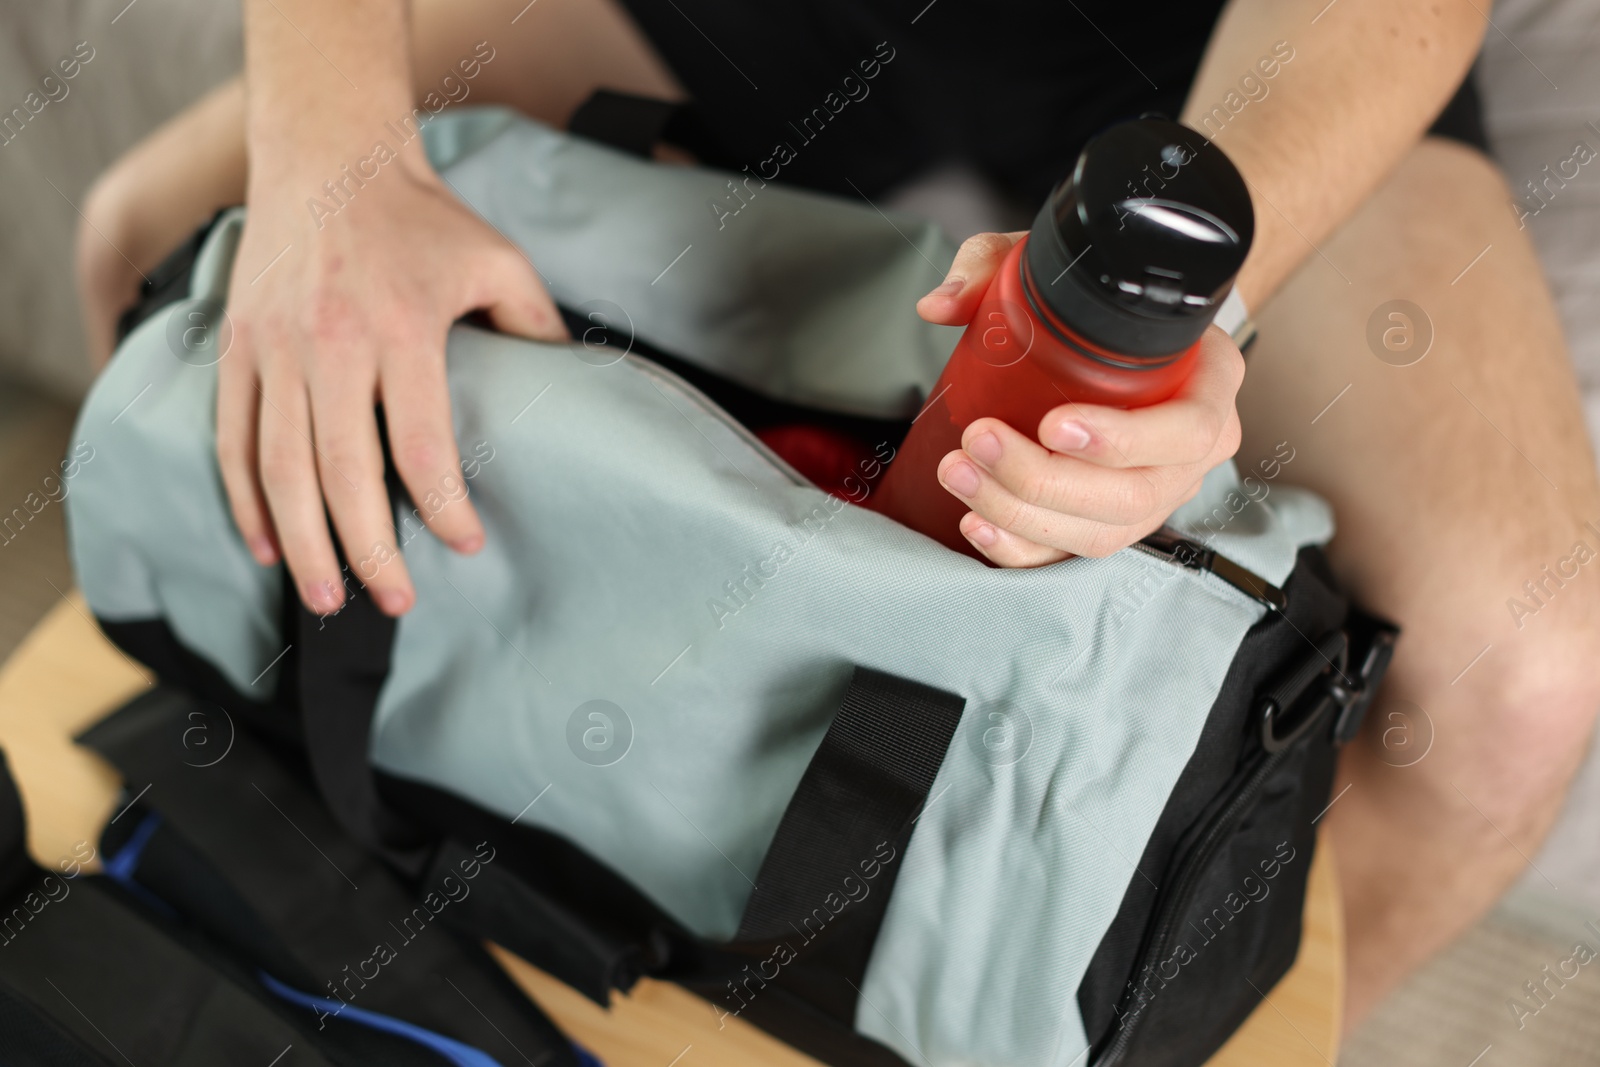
[[614, 0, 1487, 207]]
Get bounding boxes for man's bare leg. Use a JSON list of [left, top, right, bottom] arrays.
[[1236, 136, 1600, 1027]]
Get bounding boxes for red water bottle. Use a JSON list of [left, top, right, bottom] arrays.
[[868, 119, 1254, 558]]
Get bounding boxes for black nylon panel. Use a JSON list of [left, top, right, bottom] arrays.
[[0, 981, 114, 1067], [1077, 546, 1351, 1064]]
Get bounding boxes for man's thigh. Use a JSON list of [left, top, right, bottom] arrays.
[[1236, 135, 1600, 792]]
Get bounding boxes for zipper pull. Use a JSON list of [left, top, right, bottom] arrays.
[[1135, 527, 1287, 612]]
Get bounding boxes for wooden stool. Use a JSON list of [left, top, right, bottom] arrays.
[[0, 595, 1342, 1066]]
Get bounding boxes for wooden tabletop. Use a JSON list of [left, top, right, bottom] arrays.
[[0, 594, 1342, 1066]]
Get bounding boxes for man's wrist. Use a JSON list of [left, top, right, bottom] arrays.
[[245, 95, 436, 191], [242, 0, 417, 186]]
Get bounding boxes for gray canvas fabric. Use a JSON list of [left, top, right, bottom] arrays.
[[67, 109, 1334, 1067]]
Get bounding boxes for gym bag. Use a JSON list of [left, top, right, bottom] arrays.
[[66, 106, 1397, 1067]]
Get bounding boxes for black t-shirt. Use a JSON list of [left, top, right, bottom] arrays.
[[620, 0, 1230, 206]]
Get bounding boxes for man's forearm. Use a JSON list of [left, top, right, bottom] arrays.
[[1182, 0, 1487, 308], [242, 0, 420, 190]]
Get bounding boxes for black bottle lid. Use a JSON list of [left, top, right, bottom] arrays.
[[1023, 118, 1254, 363]]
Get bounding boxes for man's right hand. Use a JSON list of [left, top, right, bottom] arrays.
[[219, 136, 568, 619]]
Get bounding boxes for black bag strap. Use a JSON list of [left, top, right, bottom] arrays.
[[294, 562, 964, 1013], [78, 688, 583, 1067], [422, 837, 656, 1005], [734, 666, 964, 942], [289, 531, 693, 1007], [661, 667, 967, 1038], [289, 575, 437, 871], [567, 89, 683, 159]]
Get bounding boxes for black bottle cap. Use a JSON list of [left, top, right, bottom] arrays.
[[1024, 118, 1254, 362]]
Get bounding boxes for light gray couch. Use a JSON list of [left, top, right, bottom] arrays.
[[0, 0, 241, 399]]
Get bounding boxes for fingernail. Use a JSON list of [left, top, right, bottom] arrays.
[[451, 532, 485, 554], [375, 587, 411, 616], [304, 579, 343, 614], [927, 277, 964, 300], [247, 537, 278, 565], [1052, 419, 1092, 452], [942, 461, 981, 498], [967, 522, 999, 548], [968, 431, 1002, 467]]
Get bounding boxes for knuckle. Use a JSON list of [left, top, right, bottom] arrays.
[[1219, 341, 1247, 388], [257, 447, 300, 494], [1215, 414, 1243, 460], [1113, 476, 1160, 523], [1078, 526, 1129, 559], [227, 315, 261, 358], [315, 443, 365, 486], [392, 430, 446, 478], [1015, 463, 1056, 509], [1086, 476, 1147, 525], [995, 493, 1033, 533], [496, 246, 540, 287], [230, 313, 274, 358], [306, 291, 361, 344], [1095, 424, 1133, 465], [1185, 406, 1225, 458], [959, 231, 1013, 263]]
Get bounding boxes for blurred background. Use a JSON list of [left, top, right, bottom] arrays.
[[1, 1, 1598, 1061]]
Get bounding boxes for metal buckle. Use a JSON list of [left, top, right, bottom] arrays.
[[1256, 612, 1401, 753], [1259, 631, 1349, 753], [1329, 612, 1401, 745]]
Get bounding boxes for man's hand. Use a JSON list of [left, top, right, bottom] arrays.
[[220, 143, 567, 618], [915, 231, 1245, 567]]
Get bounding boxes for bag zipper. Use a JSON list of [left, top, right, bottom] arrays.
[[1131, 528, 1287, 613], [1088, 532, 1302, 1066], [623, 351, 817, 488], [1089, 741, 1291, 1067]]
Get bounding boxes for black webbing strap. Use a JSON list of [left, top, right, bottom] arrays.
[[422, 837, 651, 1005], [78, 688, 582, 1067], [285, 502, 668, 1004], [289, 573, 435, 873], [567, 89, 683, 159], [734, 666, 964, 942]]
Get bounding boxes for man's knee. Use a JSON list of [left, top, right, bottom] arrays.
[[1449, 600, 1600, 825]]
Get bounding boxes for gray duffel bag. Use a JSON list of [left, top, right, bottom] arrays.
[[66, 107, 1396, 1067]]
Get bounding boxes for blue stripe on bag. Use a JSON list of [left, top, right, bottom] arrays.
[[99, 809, 176, 916], [258, 971, 605, 1067]]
